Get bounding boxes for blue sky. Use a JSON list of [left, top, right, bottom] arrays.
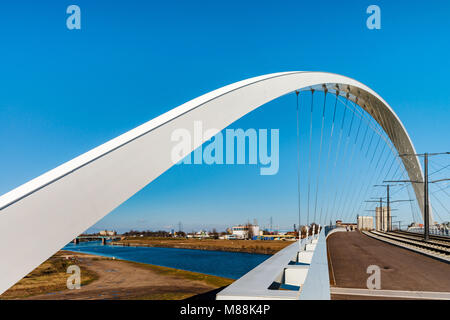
[[0, 0, 449, 233]]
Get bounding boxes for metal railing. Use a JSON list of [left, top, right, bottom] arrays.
[[408, 227, 450, 237]]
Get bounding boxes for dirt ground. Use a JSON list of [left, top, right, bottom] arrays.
[[1, 251, 233, 300], [327, 231, 450, 294]]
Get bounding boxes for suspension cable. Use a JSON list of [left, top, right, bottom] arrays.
[[336, 130, 363, 220], [325, 94, 349, 224], [295, 90, 302, 238], [429, 163, 450, 177], [313, 87, 327, 223], [335, 99, 360, 219], [348, 129, 392, 222], [307, 89, 315, 226], [430, 202, 445, 222], [318, 90, 339, 225], [431, 181, 450, 197], [348, 141, 390, 222], [331, 101, 374, 223], [352, 135, 387, 216], [430, 192, 450, 216], [342, 110, 395, 220]]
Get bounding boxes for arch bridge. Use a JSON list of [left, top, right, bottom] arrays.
[[0, 71, 427, 295]]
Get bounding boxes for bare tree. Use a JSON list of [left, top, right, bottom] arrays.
[[246, 223, 255, 240], [210, 228, 219, 239]]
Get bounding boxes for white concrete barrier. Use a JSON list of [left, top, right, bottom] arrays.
[[217, 229, 330, 300]]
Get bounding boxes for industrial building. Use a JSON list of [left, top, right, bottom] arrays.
[[375, 207, 391, 231], [357, 216, 374, 231], [231, 225, 260, 239], [335, 220, 357, 230], [99, 230, 116, 236]]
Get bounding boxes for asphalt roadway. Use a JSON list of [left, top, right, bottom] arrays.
[[327, 231, 450, 299]]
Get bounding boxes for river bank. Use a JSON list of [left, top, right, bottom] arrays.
[[64, 241, 270, 279], [0, 250, 234, 300], [112, 238, 292, 255]]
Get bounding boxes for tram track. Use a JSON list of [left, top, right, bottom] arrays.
[[363, 230, 450, 262]]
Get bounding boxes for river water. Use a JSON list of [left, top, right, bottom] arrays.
[[63, 241, 270, 279]]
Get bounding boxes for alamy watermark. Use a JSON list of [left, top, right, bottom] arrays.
[[366, 5, 381, 30], [171, 121, 279, 175], [66, 265, 81, 290], [65, 5, 381, 32], [66, 5, 81, 30], [366, 265, 381, 290]]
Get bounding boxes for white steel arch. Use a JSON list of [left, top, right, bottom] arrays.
[[0, 71, 426, 294]]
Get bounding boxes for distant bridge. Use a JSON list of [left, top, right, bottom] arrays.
[[72, 235, 121, 245]]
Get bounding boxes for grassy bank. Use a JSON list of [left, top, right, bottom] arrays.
[[0, 251, 234, 300], [0, 252, 98, 299], [122, 260, 234, 288], [113, 238, 292, 254]]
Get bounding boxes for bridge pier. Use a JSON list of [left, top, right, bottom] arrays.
[[101, 238, 106, 245]]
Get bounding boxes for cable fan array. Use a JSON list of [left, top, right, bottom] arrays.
[[291, 85, 448, 229]]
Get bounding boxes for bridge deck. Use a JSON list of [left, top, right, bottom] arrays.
[[327, 231, 450, 299]]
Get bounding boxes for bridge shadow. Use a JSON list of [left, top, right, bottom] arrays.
[[184, 285, 229, 301]]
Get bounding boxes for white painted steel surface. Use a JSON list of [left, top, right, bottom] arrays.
[[216, 230, 329, 300], [0, 72, 425, 294], [298, 229, 330, 300], [216, 239, 305, 300]]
